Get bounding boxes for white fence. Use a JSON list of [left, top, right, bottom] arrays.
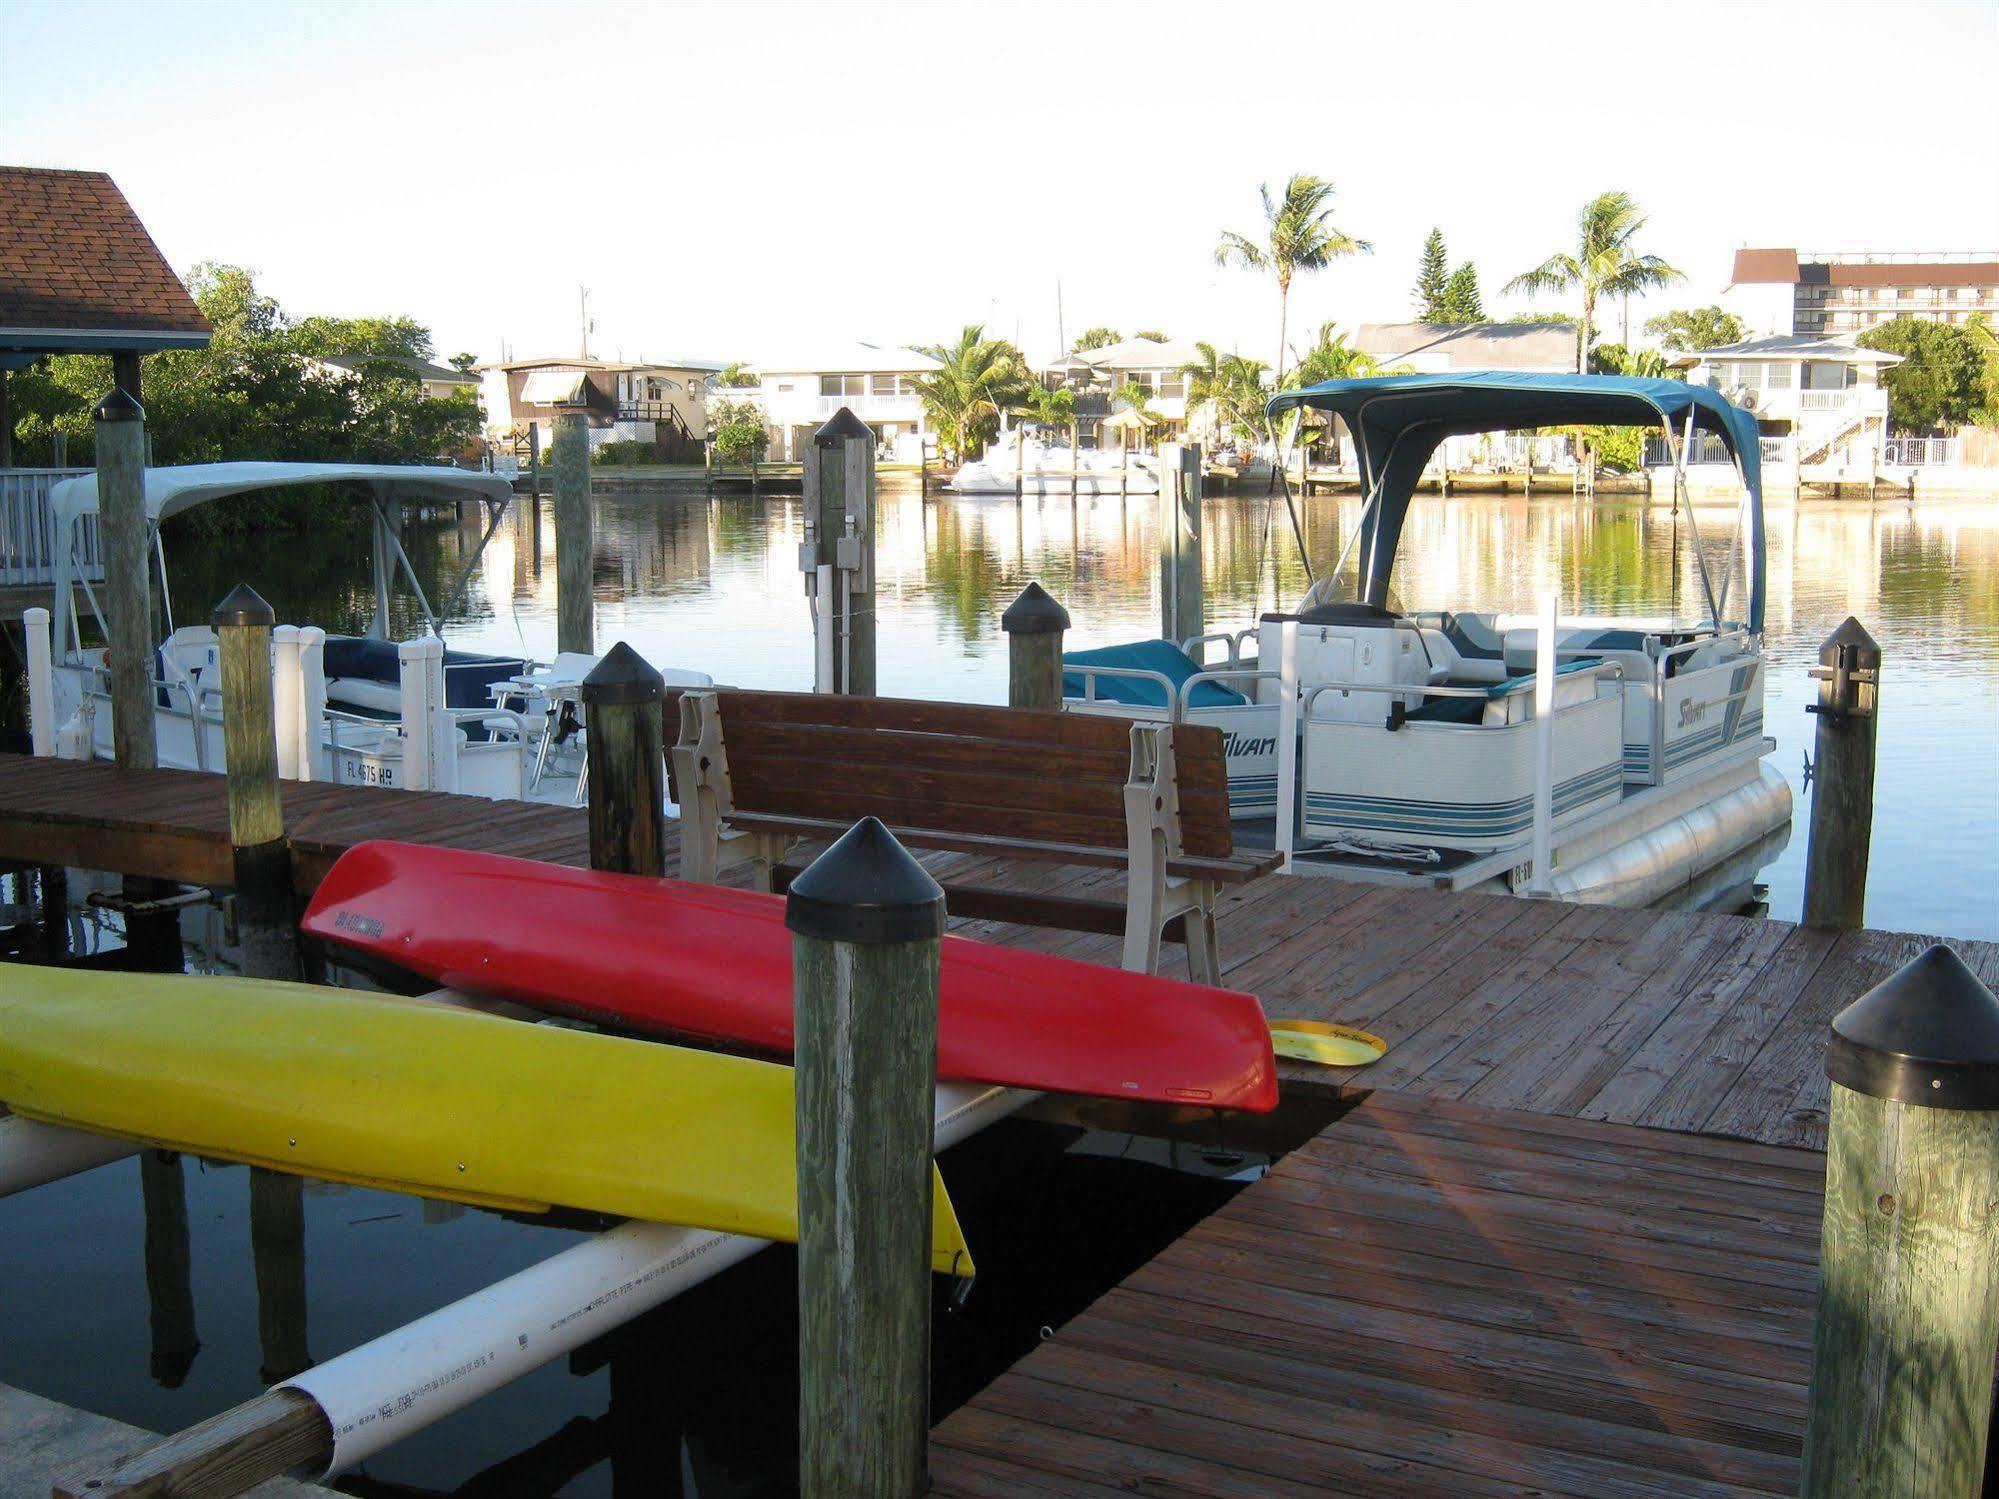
[[0, 469, 97, 586], [1883, 437, 1961, 467]]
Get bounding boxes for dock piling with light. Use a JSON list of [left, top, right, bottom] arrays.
[[1158, 441, 1203, 645], [1802, 616, 1881, 928], [212, 583, 298, 983], [552, 403, 593, 656]]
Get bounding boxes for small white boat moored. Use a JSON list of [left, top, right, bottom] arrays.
[[952, 428, 1160, 495]]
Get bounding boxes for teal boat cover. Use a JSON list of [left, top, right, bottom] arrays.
[[1266, 373, 1765, 630], [1063, 640, 1250, 710]]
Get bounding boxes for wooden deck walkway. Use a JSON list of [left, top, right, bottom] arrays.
[[930, 1089, 1820, 1498], [2, 752, 1994, 1154]]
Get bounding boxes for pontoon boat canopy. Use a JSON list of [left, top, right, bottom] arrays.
[[48, 461, 512, 530], [1266, 373, 1765, 630]]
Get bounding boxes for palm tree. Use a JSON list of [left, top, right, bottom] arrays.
[[1504, 191, 1684, 373], [906, 325, 1032, 462], [1018, 381, 1079, 454], [1285, 323, 1389, 389], [1214, 174, 1370, 389], [1182, 343, 1272, 450]]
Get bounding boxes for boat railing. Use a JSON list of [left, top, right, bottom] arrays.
[[1182, 629, 1260, 672], [1299, 659, 1625, 723], [1647, 630, 1760, 784]]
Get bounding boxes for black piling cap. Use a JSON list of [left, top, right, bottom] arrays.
[[580, 641, 666, 707], [785, 816, 945, 945], [93, 386, 145, 424], [814, 407, 873, 448], [211, 582, 275, 629], [1001, 581, 1072, 636], [1828, 945, 1999, 1110], [1822, 615, 1881, 663]]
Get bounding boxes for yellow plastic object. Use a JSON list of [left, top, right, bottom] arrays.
[[1269, 1019, 1388, 1068], [0, 966, 972, 1276]]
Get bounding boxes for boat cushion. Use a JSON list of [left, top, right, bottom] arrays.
[[1438, 612, 1505, 661], [1486, 656, 1603, 699], [322, 636, 531, 710], [1062, 641, 1249, 710], [1405, 694, 1485, 725]]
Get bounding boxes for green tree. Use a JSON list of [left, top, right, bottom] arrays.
[[1019, 382, 1077, 429], [1073, 327, 1120, 351], [1858, 317, 1990, 433], [1439, 263, 1484, 323], [708, 395, 769, 466], [1181, 342, 1270, 447], [448, 351, 478, 373], [1414, 228, 1450, 322], [1589, 343, 1670, 378], [290, 314, 436, 362], [1214, 173, 1371, 388], [1285, 323, 1388, 388], [1133, 329, 1169, 343], [907, 324, 1032, 461], [713, 361, 761, 388], [1504, 190, 1684, 372], [1643, 305, 1744, 353]]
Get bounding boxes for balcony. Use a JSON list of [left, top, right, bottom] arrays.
[[810, 392, 923, 423]]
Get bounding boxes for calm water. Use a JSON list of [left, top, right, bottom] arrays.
[[3, 483, 1995, 1494], [168, 480, 1999, 941]]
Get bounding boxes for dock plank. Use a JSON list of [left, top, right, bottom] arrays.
[[3, 752, 1995, 1153], [931, 1090, 1819, 1499]]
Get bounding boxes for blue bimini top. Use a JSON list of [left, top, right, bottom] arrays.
[[1266, 373, 1765, 631]]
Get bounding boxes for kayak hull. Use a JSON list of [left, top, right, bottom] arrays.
[[0, 966, 972, 1274], [302, 842, 1279, 1113]]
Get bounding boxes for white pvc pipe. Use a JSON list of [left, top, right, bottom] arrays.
[[297, 627, 327, 782], [1529, 591, 1558, 895], [396, 638, 432, 792], [272, 625, 302, 780], [1274, 620, 1299, 874], [23, 606, 54, 757], [0, 1114, 140, 1198], [283, 1079, 1026, 1476], [813, 562, 835, 692], [425, 639, 457, 794]]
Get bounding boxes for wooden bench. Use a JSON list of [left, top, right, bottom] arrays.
[[666, 689, 1278, 979]]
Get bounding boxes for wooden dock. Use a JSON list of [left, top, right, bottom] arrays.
[[929, 1089, 1820, 1498], [1, 752, 1992, 1157]]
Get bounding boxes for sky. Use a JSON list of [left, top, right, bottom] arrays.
[[4, 0, 1997, 369]]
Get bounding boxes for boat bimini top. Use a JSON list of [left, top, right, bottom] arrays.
[[1266, 373, 1766, 633], [47, 462, 515, 658]]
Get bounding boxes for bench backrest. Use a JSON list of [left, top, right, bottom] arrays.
[[667, 688, 1235, 858]]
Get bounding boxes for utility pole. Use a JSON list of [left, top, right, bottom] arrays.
[[579, 286, 592, 362]]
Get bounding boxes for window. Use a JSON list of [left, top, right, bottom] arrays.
[[1764, 362, 1794, 388], [1159, 375, 1186, 400], [871, 374, 902, 397], [819, 374, 867, 398]]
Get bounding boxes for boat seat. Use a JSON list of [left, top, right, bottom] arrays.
[[1438, 611, 1505, 661], [321, 636, 531, 710], [1062, 640, 1249, 710]]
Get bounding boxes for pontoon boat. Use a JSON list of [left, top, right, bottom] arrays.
[[1062, 374, 1792, 909]]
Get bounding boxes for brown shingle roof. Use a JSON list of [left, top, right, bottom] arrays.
[[1729, 248, 1800, 286], [0, 166, 210, 348]]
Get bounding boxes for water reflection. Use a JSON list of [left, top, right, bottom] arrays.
[[163, 485, 1999, 938]]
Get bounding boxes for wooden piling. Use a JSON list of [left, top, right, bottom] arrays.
[[250, 1166, 312, 1385], [1801, 945, 1999, 1497], [788, 818, 945, 1499], [213, 584, 298, 982], [140, 1150, 199, 1389], [95, 386, 154, 774], [1001, 582, 1070, 711], [580, 642, 666, 878], [1802, 617, 1881, 928], [527, 422, 541, 503], [552, 407, 593, 657], [1159, 442, 1203, 647]]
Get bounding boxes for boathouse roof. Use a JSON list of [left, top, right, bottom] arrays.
[[0, 166, 210, 366], [1352, 321, 1576, 374]]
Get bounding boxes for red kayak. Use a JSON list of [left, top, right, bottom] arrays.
[[302, 842, 1278, 1113]]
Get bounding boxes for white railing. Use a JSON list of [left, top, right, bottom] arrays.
[[1883, 437, 1961, 467], [1800, 390, 1863, 412], [813, 393, 922, 421], [1, 469, 98, 586]]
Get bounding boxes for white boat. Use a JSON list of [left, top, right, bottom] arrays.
[[952, 428, 1160, 495], [1060, 373, 1793, 911], [23, 462, 709, 805]]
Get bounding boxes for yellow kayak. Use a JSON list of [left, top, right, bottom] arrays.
[[0, 966, 972, 1275]]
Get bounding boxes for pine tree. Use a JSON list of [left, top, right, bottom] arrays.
[[1415, 228, 1450, 322], [1440, 263, 1484, 323]]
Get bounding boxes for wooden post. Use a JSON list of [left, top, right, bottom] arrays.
[[802, 408, 877, 696], [528, 422, 541, 502], [552, 405, 593, 657], [580, 642, 666, 878], [140, 1149, 199, 1388], [788, 817, 945, 1499], [1001, 582, 1070, 711], [250, 1165, 311, 1385], [1158, 442, 1203, 647], [1801, 945, 1999, 1497], [1802, 617, 1881, 929], [95, 385, 154, 773], [212, 584, 298, 982]]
